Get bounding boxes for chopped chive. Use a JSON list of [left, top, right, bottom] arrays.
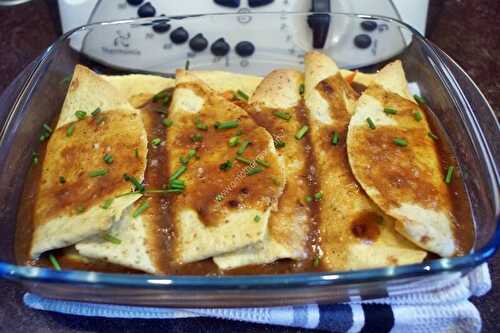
[[75, 110, 87, 120], [228, 135, 240, 147], [383, 108, 398, 115], [66, 124, 75, 137], [273, 111, 291, 121], [151, 138, 162, 147], [59, 176, 66, 184], [169, 179, 186, 189], [32, 152, 39, 165], [103, 233, 121, 245], [444, 166, 454, 184], [115, 191, 142, 198], [414, 94, 427, 105], [236, 156, 252, 165], [180, 149, 197, 164], [43, 123, 53, 133], [305, 195, 313, 203], [236, 90, 249, 101], [219, 160, 233, 171], [246, 166, 264, 176], [393, 138, 408, 147], [366, 117, 376, 129], [414, 111, 423, 121], [101, 198, 113, 209], [162, 118, 173, 127], [254, 215, 261, 222], [295, 125, 309, 140], [134, 148, 139, 158], [331, 131, 340, 145], [75, 206, 85, 214], [89, 169, 108, 177], [91, 107, 102, 117], [195, 116, 208, 131], [48, 254, 61, 271], [39, 132, 48, 142], [314, 191, 323, 201], [60, 75, 72, 85], [123, 173, 145, 193], [428, 132, 439, 140], [145, 188, 184, 194], [313, 255, 321, 267], [237, 140, 251, 155], [215, 194, 224, 202], [132, 201, 150, 218], [185, 59, 190, 70], [103, 153, 113, 164], [215, 120, 239, 130], [170, 165, 187, 181], [255, 159, 270, 168], [153, 91, 165, 102], [299, 83, 305, 95], [274, 140, 286, 149], [191, 133, 203, 142]]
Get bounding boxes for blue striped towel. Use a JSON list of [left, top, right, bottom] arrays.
[[24, 264, 490, 332]]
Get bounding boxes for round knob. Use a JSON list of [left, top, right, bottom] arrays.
[[189, 34, 209, 52], [354, 34, 372, 49], [361, 21, 378, 32], [170, 27, 189, 44], [211, 38, 230, 57], [127, 0, 143, 6], [235, 41, 255, 57], [152, 19, 171, 33], [137, 2, 156, 18]]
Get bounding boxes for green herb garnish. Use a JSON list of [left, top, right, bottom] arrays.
[[103, 153, 113, 164], [428, 132, 439, 140], [43, 123, 53, 133], [273, 111, 291, 121], [274, 140, 286, 149], [89, 169, 108, 177], [305, 195, 313, 203], [151, 138, 162, 147], [414, 94, 427, 105], [91, 107, 102, 117], [366, 117, 376, 129], [228, 135, 240, 147], [237, 140, 251, 155], [444, 166, 454, 184], [123, 173, 145, 193], [299, 83, 305, 95], [215, 120, 239, 130], [170, 165, 187, 181], [66, 124, 75, 137], [103, 233, 121, 245], [393, 138, 408, 147], [295, 125, 309, 140], [75, 110, 87, 120], [132, 201, 150, 218], [101, 198, 113, 209], [32, 152, 39, 165], [191, 133, 203, 142], [383, 108, 398, 115], [215, 194, 224, 202], [195, 116, 208, 131], [48, 254, 61, 271], [314, 191, 323, 201], [254, 215, 261, 222], [219, 160, 233, 171], [236, 90, 249, 101], [313, 255, 321, 267], [162, 118, 173, 128], [59, 176, 66, 184], [331, 131, 339, 145], [255, 159, 270, 168], [246, 166, 264, 176], [185, 59, 190, 70], [414, 111, 423, 121], [236, 156, 252, 165]]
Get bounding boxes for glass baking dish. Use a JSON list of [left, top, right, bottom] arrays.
[[0, 12, 498, 307]]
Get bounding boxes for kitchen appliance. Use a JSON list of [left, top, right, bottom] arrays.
[[0, 12, 497, 307]]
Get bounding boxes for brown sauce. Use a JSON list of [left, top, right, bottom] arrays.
[[15, 77, 474, 275]]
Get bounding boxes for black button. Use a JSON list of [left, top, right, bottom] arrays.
[[214, 0, 240, 8], [152, 19, 170, 33], [189, 34, 208, 52], [170, 27, 189, 44], [127, 0, 143, 6], [249, 0, 274, 7], [354, 34, 372, 49], [137, 2, 156, 17], [211, 38, 230, 56], [361, 20, 378, 32], [235, 41, 255, 57]]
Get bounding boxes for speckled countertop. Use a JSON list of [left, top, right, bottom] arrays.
[[0, 0, 498, 332]]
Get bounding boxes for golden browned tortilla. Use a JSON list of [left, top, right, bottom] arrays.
[[347, 61, 458, 257], [167, 70, 286, 264], [304, 51, 426, 270]]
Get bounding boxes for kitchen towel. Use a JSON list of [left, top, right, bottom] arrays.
[[24, 264, 490, 333]]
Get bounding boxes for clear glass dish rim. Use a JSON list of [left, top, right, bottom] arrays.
[[0, 12, 498, 289]]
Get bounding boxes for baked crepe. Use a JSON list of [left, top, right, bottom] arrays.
[[213, 69, 311, 270], [76, 76, 175, 273], [168, 70, 285, 264], [347, 61, 458, 257], [304, 51, 426, 270], [30, 65, 148, 258]]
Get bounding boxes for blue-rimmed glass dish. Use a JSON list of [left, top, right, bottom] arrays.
[[0, 12, 498, 307]]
